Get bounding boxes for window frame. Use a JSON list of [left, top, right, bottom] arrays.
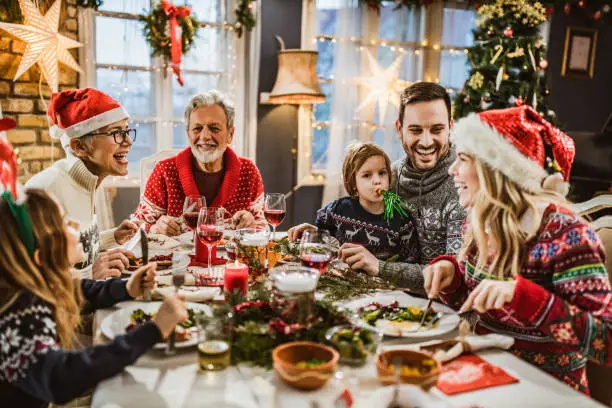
[[298, 0, 475, 186], [78, 1, 252, 186]]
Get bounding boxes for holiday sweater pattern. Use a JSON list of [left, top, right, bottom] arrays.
[[438, 204, 612, 394], [315, 197, 420, 263], [0, 279, 161, 407], [132, 147, 266, 230], [382, 147, 466, 291]]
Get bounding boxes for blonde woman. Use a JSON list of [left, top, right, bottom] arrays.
[[424, 105, 611, 394], [0, 189, 188, 407]]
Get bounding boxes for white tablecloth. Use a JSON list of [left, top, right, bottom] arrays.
[[92, 295, 605, 408]]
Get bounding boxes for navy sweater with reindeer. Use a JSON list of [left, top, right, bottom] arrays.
[[315, 197, 420, 263]]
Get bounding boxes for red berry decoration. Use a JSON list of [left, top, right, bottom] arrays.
[[503, 27, 514, 38], [578, 0, 586, 8], [515, 97, 524, 106], [546, 7, 554, 17], [539, 59, 549, 69], [564, 3, 571, 14]]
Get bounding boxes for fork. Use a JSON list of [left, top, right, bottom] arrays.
[[387, 357, 402, 408], [418, 298, 433, 329]]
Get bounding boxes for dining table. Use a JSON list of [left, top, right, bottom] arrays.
[[90, 234, 606, 408]]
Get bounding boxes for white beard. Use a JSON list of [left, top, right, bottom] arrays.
[[191, 145, 226, 164]]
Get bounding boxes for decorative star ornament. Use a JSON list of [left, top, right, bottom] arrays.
[[355, 50, 410, 123], [0, 0, 83, 93]]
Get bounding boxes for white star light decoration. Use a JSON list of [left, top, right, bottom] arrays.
[[355, 50, 410, 123], [0, 0, 83, 93]]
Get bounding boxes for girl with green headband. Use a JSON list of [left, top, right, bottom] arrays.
[[0, 189, 188, 407]]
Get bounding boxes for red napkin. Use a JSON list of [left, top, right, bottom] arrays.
[[436, 354, 518, 395], [188, 254, 227, 267]]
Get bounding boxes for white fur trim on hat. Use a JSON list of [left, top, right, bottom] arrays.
[[63, 107, 129, 139], [451, 113, 548, 194]]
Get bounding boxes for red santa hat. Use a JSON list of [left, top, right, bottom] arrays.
[[48, 88, 129, 147], [451, 105, 575, 196]]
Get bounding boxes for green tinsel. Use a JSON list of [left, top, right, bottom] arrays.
[[378, 189, 411, 224]]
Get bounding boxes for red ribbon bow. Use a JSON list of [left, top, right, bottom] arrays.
[[161, 0, 191, 86], [0, 118, 18, 197]]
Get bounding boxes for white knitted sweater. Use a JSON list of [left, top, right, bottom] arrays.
[[25, 156, 117, 279]]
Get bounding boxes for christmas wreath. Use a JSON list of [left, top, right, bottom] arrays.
[[141, 1, 198, 85], [223, 298, 351, 367], [235, 0, 256, 38]]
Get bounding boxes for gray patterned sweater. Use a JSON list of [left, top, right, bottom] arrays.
[[379, 146, 466, 292]]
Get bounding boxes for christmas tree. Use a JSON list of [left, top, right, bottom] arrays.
[[453, 0, 557, 124]]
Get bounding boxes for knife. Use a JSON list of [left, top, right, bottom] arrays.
[[419, 298, 433, 329], [140, 228, 152, 301]]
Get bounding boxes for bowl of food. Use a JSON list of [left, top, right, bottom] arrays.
[[376, 349, 440, 390], [272, 341, 339, 390], [325, 325, 382, 367]]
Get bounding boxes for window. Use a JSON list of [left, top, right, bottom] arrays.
[[83, 0, 240, 176], [305, 0, 477, 178]]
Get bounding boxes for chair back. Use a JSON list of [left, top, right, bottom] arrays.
[[577, 194, 612, 406], [140, 149, 181, 196]]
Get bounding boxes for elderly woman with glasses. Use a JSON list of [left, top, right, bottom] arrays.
[[27, 88, 139, 280]]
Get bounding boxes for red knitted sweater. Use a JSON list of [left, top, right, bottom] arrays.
[[132, 147, 265, 229]]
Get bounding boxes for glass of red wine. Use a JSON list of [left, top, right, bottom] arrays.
[[183, 196, 206, 230], [197, 207, 226, 279], [264, 193, 286, 242], [299, 230, 332, 274]]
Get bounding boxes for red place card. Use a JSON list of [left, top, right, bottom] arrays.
[[437, 354, 518, 395]]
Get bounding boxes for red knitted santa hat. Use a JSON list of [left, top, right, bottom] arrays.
[[451, 105, 575, 196], [48, 88, 129, 142]]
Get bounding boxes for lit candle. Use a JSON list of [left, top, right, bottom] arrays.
[[275, 273, 318, 294], [224, 260, 249, 297]]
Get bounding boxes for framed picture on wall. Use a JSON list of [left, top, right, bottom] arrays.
[[561, 26, 598, 79]]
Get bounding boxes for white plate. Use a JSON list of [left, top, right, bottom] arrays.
[[100, 301, 211, 349], [344, 293, 459, 338], [123, 251, 190, 276]]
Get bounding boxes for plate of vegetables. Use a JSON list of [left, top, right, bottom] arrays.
[[100, 302, 211, 349], [345, 294, 459, 338]]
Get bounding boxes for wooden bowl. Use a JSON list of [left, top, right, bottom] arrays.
[[272, 341, 339, 390], [376, 349, 441, 391]]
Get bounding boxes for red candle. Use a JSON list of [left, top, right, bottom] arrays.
[[224, 260, 249, 297]]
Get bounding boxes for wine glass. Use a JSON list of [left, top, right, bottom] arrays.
[[183, 196, 206, 230], [299, 230, 333, 274], [264, 193, 286, 242], [197, 207, 226, 279]]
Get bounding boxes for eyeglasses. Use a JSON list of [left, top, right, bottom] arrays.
[[89, 128, 137, 144]]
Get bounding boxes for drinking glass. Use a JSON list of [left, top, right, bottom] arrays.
[[299, 230, 333, 274], [235, 227, 271, 282], [197, 207, 226, 279], [197, 309, 233, 371], [264, 193, 286, 241], [183, 196, 206, 230]]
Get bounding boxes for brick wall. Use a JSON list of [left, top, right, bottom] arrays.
[[0, 0, 80, 182]]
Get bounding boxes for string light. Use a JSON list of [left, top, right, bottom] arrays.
[[313, 35, 469, 54]]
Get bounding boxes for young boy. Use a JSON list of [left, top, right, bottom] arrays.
[[289, 142, 419, 265]]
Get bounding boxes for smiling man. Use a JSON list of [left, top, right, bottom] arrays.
[[26, 88, 139, 280], [377, 82, 466, 291], [132, 90, 265, 235]]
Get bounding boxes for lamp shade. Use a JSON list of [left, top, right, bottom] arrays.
[[269, 46, 325, 105]]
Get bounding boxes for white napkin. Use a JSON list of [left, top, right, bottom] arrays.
[[426, 334, 515, 363], [152, 286, 220, 302]]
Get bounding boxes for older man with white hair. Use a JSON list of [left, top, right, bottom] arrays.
[[132, 90, 265, 234]]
